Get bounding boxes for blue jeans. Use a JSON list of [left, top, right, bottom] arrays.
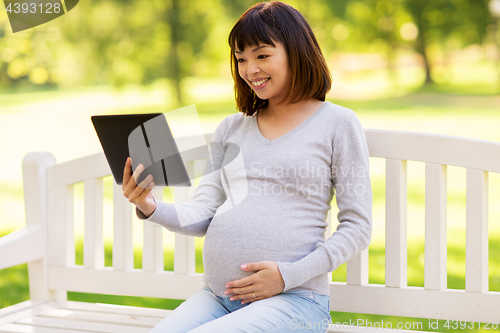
[[151, 286, 331, 332]]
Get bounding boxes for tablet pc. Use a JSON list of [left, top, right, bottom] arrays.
[[91, 113, 191, 187]]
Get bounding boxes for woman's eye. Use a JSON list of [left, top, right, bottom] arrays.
[[236, 55, 267, 63]]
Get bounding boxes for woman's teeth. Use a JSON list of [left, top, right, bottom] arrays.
[[253, 78, 270, 87]]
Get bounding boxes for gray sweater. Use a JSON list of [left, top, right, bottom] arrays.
[[137, 101, 372, 297]]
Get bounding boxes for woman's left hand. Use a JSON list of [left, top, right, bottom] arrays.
[[224, 261, 285, 304]]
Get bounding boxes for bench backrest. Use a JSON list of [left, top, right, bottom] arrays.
[[22, 129, 500, 322]]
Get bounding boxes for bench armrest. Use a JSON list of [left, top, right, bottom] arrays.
[[0, 226, 44, 270]]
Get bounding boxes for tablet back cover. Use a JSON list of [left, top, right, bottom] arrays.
[[91, 113, 191, 187]]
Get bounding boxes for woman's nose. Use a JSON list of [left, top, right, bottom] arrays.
[[247, 60, 260, 75]]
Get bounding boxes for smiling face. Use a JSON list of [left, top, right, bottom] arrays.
[[234, 40, 291, 108]]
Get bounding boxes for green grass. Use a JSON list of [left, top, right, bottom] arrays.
[[0, 261, 29, 309]]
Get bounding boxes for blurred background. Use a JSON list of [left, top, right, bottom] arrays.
[[1, 0, 499, 331]]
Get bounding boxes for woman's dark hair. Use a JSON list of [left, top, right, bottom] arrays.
[[228, 1, 332, 116]]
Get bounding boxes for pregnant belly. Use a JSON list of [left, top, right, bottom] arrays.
[[202, 246, 302, 297], [201, 203, 322, 297]]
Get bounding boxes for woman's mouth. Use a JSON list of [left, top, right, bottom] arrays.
[[252, 78, 270, 89]]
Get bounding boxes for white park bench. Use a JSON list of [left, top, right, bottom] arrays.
[[1, 129, 499, 333]]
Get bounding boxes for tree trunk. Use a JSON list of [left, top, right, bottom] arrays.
[[169, 0, 183, 105], [415, 22, 433, 85], [387, 40, 399, 94], [489, 18, 500, 92]]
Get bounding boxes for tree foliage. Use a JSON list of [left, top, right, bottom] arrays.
[[0, 0, 497, 94]]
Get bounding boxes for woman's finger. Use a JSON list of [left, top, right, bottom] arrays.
[[145, 181, 155, 191], [241, 296, 267, 304], [136, 174, 154, 190], [122, 157, 132, 189], [226, 275, 254, 289], [129, 174, 153, 200], [136, 182, 155, 203], [123, 163, 145, 200], [127, 174, 154, 202], [226, 284, 256, 296], [233, 289, 265, 302], [125, 163, 145, 194], [132, 163, 145, 186]]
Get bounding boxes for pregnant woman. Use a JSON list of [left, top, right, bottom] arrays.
[[122, 1, 372, 332]]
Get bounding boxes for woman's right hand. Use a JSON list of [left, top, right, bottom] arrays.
[[122, 157, 157, 218]]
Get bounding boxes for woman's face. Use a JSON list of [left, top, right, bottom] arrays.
[[234, 39, 291, 106]]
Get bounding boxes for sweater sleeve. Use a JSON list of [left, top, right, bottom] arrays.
[[277, 113, 373, 291], [135, 118, 228, 237]]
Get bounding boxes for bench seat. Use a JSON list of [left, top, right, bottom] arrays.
[[0, 301, 169, 333], [0, 301, 435, 333]]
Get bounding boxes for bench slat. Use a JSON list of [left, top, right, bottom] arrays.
[[0, 323, 93, 333], [0, 302, 48, 326], [112, 183, 133, 271], [465, 169, 489, 293], [0, 227, 43, 271], [143, 188, 165, 272], [346, 249, 369, 286], [173, 162, 197, 275], [174, 233, 196, 275], [64, 301, 169, 318], [36, 307, 161, 327], [365, 129, 500, 173], [84, 178, 104, 270], [0, 301, 169, 333], [47, 153, 110, 191], [143, 224, 164, 272], [385, 159, 407, 288], [48, 186, 74, 268], [15, 317, 151, 333], [22, 153, 57, 301], [329, 283, 500, 322], [424, 163, 447, 290], [48, 266, 204, 300]]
